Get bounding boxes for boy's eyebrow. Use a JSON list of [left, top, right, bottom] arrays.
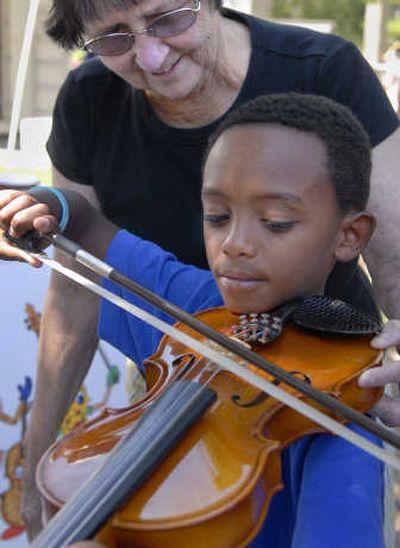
[[201, 189, 304, 204]]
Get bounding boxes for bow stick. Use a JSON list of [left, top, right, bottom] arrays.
[[7, 231, 400, 469]]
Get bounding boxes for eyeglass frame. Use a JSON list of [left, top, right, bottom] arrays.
[[82, 0, 201, 56]]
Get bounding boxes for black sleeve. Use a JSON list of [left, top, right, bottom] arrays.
[[46, 70, 94, 185], [317, 40, 399, 146]]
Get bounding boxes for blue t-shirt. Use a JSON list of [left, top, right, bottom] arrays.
[[99, 230, 385, 547]]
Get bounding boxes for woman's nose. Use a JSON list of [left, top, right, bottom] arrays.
[[134, 35, 170, 73]]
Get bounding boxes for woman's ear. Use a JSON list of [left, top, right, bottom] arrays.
[[334, 211, 376, 263]]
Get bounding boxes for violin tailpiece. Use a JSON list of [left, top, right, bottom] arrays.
[[230, 313, 283, 344]]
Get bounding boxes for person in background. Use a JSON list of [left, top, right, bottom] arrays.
[[18, 0, 400, 538], [0, 92, 387, 547]]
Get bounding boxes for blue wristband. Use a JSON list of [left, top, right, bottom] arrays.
[[48, 188, 70, 232], [28, 186, 70, 232]]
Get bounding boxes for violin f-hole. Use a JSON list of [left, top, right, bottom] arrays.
[[172, 353, 198, 380]]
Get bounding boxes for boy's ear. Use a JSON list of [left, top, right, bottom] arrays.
[[334, 211, 376, 263]]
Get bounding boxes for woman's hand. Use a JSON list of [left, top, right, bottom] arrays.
[[358, 320, 400, 426], [0, 189, 59, 267]]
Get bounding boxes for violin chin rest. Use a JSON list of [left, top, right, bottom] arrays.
[[291, 295, 381, 336]]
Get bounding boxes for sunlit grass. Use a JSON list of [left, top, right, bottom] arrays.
[[0, 166, 52, 186], [388, 17, 400, 42]]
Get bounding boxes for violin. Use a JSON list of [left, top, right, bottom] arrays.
[[34, 304, 383, 548]]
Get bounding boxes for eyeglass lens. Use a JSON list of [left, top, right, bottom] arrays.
[[89, 35, 132, 56], [86, 8, 198, 56], [149, 10, 197, 38]]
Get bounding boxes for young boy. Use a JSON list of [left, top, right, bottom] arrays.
[[0, 93, 385, 547]]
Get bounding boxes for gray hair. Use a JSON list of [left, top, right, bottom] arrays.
[[46, 0, 223, 49]]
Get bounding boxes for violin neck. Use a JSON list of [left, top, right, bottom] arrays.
[[32, 381, 217, 547]]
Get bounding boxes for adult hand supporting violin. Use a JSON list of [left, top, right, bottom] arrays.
[[0, 94, 391, 547], [359, 322, 400, 425]]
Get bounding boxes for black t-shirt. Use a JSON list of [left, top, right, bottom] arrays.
[[47, 10, 399, 316]]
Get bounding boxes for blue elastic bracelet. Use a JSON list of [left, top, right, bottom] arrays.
[[45, 187, 70, 232]]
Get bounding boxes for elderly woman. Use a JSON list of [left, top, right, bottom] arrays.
[[19, 0, 400, 539]]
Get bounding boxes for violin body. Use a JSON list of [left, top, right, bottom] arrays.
[[36, 307, 382, 547]]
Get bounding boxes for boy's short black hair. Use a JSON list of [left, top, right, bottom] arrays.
[[46, 0, 223, 50], [205, 93, 372, 214]]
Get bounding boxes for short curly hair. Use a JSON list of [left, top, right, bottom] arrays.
[[205, 93, 372, 214], [45, 0, 223, 50]]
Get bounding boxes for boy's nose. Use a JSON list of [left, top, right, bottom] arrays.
[[222, 224, 257, 258], [134, 35, 170, 73]]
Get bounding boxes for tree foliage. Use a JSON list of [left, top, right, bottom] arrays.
[[271, 0, 367, 45], [388, 1, 400, 41]]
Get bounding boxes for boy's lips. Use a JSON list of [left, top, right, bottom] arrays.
[[217, 271, 266, 292]]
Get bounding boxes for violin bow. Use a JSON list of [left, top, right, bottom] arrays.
[[9, 231, 400, 470]]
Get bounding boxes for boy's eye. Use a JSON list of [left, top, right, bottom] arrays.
[[203, 214, 229, 226], [262, 220, 297, 233]]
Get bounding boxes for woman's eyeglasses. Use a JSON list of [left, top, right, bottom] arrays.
[[82, 0, 201, 57]]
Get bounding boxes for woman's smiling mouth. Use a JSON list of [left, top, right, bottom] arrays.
[[151, 56, 182, 76]]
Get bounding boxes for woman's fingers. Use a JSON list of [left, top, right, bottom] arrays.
[[370, 320, 400, 349], [358, 323, 400, 426], [359, 320, 400, 387], [367, 394, 400, 427], [359, 358, 400, 387]]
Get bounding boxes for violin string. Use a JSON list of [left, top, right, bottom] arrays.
[[30, 251, 400, 470], [189, 358, 223, 386]]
